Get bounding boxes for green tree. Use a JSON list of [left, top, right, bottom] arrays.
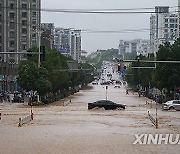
[[17, 61, 52, 96], [152, 39, 180, 92]]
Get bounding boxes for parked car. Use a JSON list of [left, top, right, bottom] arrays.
[[88, 100, 125, 110], [162, 100, 180, 110]]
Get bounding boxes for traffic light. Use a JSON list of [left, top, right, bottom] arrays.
[[118, 63, 121, 71], [40, 46, 45, 62]]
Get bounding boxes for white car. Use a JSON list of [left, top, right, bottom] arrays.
[[162, 100, 180, 110]]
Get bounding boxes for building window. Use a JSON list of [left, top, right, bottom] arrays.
[[22, 4, 27, 9], [32, 26, 36, 30], [10, 22, 15, 29], [170, 24, 174, 28], [22, 44, 27, 50], [32, 19, 36, 24], [22, 28, 27, 34], [32, 4, 36, 9], [164, 24, 168, 28], [21, 36, 27, 42], [9, 41, 15, 47], [164, 19, 168, 22], [32, 33, 36, 39], [22, 12, 27, 18], [9, 31, 15, 38], [32, 12, 36, 17], [169, 18, 175, 23], [9, 13, 15, 19], [22, 20, 27, 26], [10, 3, 15, 9]]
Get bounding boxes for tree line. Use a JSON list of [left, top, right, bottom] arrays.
[[17, 47, 95, 104], [125, 38, 180, 102]]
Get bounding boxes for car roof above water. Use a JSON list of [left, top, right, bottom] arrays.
[[93, 100, 115, 105]]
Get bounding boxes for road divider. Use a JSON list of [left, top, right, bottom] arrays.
[[18, 115, 32, 127]]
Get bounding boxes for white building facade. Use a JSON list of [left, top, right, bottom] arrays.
[[150, 6, 178, 55], [54, 28, 81, 62], [118, 39, 150, 57]]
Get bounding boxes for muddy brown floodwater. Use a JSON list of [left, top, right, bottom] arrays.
[[0, 84, 180, 154]]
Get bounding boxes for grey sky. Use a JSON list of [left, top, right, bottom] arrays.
[[41, 0, 177, 53]]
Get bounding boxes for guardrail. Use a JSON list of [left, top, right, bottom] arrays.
[[148, 111, 158, 129]]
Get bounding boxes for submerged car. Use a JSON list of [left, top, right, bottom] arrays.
[[162, 100, 180, 110], [88, 100, 125, 110]]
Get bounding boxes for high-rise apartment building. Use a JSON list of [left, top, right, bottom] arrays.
[[0, 0, 41, 63], [118, 39, 150, 57], [150, 6, 178, 55], [54, 28, 81, 62]]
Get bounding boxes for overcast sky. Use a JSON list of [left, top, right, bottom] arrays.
[[41, 0, 177, 53]]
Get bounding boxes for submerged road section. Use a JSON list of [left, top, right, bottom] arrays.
[[0, 83, 180, 154]]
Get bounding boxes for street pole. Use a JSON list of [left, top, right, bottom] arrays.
[[38, 30, 41, 68], [155, 101, 158, 129], [106, 86, 108, 100]]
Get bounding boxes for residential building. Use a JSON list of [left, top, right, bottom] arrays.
[[0, 0, 41, 92], [118, 39, 150, 57], [0, 0, 41, 63], [41, 23, 55, 49], [150, 6, 178, 55], [54, 28, 81, 62]]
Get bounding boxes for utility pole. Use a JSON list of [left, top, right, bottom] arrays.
[[178, 0, 180, 37], [38, 30, 41, 68]]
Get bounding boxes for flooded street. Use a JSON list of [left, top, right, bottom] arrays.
[[0, 84, 180, 154]]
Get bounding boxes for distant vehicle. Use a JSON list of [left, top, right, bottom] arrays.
[[115, 80, 121, 84], [88, 100, 125, 110], [114, 85, 121, 88], [162, 100, 180, 111], [100, 81, 110, 85], [92, 81, 98, 85]]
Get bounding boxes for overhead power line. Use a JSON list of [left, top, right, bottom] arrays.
[[0, 6, 178, 14], [0, 19, 168, 34]]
